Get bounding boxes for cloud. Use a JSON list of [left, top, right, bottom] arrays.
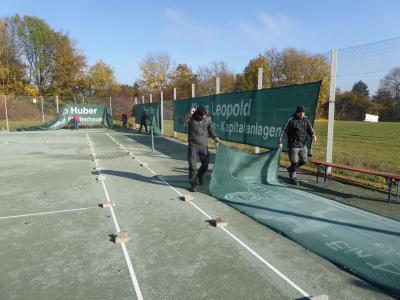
[[240, 12, 295, 43], [165, 8, 187, 24], [163, 8, 220, 43]]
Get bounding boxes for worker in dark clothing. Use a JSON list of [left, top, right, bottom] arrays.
[[278, 105, 317, 185], [122, 113, 128, 129], [139, 111, 149, 133], [188, 106, 220, 192]]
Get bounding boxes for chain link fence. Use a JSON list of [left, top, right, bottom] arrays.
[[331, 37, 400, 182], [0, 95, 134, 131]]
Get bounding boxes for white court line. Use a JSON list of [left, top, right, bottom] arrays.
[[0, 141, 8, 147], [106, 133, 311, 299], [86, 133, 143, 300], [0, 206, 98, 221]]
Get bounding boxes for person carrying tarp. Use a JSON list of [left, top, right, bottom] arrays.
[[188, 106, 220, 192], [278, 105, 317, 185], [139, 111, 150, 133]]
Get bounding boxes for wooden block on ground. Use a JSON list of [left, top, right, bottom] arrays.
[[96, 175, 106, 182], [311, 296, 329, 300], [115, 231, 129, 244], [213, 218, 227, 228], [101, 202, 116, 208], [140, 163, 148, 167], [179, 194, 193, 202]]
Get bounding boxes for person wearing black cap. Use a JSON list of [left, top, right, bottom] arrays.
[[187, 106, 220, 192], [278, 105, 317, 185]]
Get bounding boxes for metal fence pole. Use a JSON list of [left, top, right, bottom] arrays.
[[216, 77, 220, 95], [56, 95, 59, 113], [109, 96, 113, 115], [134, 97, 138, 128], [150, 94, 152, 103], [173, 88, 177, 138], [142, 95, 144, 104], [191, 83, 195, 98], [41, 96, 45, 124], [160, 91, 164, 135], [255, 68, 263, 153], [4, 95, 9, 131], [326, 49, 338, 174]]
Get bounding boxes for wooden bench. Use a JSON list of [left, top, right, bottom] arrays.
[[311, 160, 400, 203]]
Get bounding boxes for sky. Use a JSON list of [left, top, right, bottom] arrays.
[[2, 0, 400, 92]]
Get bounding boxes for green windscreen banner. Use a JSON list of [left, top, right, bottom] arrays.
[[210, 143, 400, 297], [174, 81, 321, 149], [133, 102, 161, 135], [17, 104, 113, 131]]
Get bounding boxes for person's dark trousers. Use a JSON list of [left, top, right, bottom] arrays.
[[122, 121, 127, 129], [139, 122, 147, 133], [288, 146, 308, 179], [188, 144, 210, 187]]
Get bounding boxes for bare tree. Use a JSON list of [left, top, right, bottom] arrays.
[[379, 67, 400, 101], [196, 61, 236, 96]]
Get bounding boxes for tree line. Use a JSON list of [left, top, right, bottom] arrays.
[[0, 15, 118, 97], [334, 72, 400, 122]]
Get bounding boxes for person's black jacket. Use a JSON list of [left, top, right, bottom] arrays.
[[188, 115, 217, 147], [278, 114, 315, 148], [140, 112, 149, 124]]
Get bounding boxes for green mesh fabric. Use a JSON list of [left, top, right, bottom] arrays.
[[210, 143, 400, 298], [174, 81, 321, 149], [17, 104, 113, 131], [133, 103, 161, 135]]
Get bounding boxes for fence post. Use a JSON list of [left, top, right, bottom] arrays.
[[326, 49, 338, 174], [191, 83, 195, 98], [56, 96, 59, 113], [216, 77, 220, 95], [82, 96, 85, 104], [142, 95, 144, 104], [255, 68, 263, 154], [3, 95, 9, 131], [150, 94, 152, 103], [109, 96, 113, 115], [74, 95, 77, 104], [160, 91, 164, 135], [173, 88, 177, 138], [134, 97, 138, 128], [41, 96, 45, 124]]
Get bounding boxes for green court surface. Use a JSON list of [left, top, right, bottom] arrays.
[[0, 129, 397, 300]]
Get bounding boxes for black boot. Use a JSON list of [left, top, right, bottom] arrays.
[[190, 183, 197, 192], [289, 178, 299, 186], [197, 174, 204, 185]]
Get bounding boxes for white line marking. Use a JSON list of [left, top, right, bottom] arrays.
[[106, 133, 311, 299], [86, 133, 143, 300], [0, 207, 98, 221]]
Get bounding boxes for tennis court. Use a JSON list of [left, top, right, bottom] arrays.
[[0, 129, 395, 299]]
